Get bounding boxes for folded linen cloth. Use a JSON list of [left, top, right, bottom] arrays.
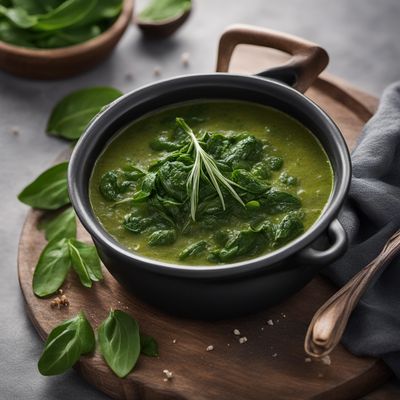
[[324, 81, 400, 377]]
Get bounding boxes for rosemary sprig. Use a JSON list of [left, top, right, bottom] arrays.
[[176, 118, 245, 221]]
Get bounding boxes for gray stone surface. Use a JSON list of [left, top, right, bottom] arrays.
[[1, 0, 399, 398]]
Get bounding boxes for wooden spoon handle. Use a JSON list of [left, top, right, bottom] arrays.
[[305, 230, 400, 358], [216, 24, 329, 92]]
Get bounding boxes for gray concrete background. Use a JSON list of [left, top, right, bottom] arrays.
[[1, 0, 399, 398]]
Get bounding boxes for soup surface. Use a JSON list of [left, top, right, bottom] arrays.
[[90, 101, 333, 265]]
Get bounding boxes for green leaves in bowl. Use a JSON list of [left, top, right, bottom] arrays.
[[138, 0, 191, 22], [38, 311, 95, 376], [47, 87, 123, 140], [0, 0, 123, 48]]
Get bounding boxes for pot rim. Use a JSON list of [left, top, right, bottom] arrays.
[[68, 73, 351, 279]]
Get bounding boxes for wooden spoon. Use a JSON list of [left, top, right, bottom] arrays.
[[305, 230, 400, 358], [135, 8, 191, 38]]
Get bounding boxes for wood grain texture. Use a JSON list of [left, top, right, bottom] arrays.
[[18, 44, 393, 400], [0, 0, 133, 79]]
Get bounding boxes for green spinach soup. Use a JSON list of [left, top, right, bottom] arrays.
[[89, 101, 333, 265]]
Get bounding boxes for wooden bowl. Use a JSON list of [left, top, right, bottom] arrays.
[[0, 0, 134, 79], [136, 8, 191, 38]]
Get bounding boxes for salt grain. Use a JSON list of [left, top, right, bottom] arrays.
[[180, 52, 190, 66], [267, 319, 274, 326], [321, 355, 331, 366], [233, 329, 241, 336], [153, 66, 161, 76], [206, 345, 214, 352], [163, 369, 173, 380], [239, 336, 247, 344]]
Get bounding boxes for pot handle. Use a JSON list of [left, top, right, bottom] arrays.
[[298, 219, 347, 265], [216, 24, 329, 93]]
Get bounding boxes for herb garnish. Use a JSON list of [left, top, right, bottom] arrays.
[[176, 117, 244, 221]]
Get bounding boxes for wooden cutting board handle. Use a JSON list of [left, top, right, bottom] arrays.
[[305, 230, 400, 358], [216, 24, 329, 92]]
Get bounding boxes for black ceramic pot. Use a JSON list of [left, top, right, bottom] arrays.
[[69, 26, 351, 318]]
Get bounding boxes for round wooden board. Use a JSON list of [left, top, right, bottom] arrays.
[[18, 45, 392, 400]]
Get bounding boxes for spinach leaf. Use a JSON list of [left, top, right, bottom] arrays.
[[251, 161, 271, 180], [157, 161, 190, 202], [274, 214, 304, 245], [150, 136, 181, 152], [32, 238, 70, 297], [266, 156, 283, 171], [99, 170, 133, 201], [212, 229, 265, 262], [97, 310, 140, 378], [178, 240, 207, 260], [47, 87, 122, 140], [132, 173, 156, 202], [279, 171, 298, 186], [138, 0, 191, 22], [231, 169, 269, 194], [140, 334, 159, 357], [74, 0, 122, 26], [148, 229, 176, 246], [204, 132, 233, 159], [18, 162, 69, 210], [34, 24, 101, 48], [35, 0, 96, 31], [40, 207, 76, 241], [223, 135, 263, 169], [0, 19, 34, 46], [68, 239, 103, 287], [0, 5, 37, 28], [123, 214, 152, 234], [38, 311, 95, 376], [12, 0, 46, 14], [260, 189, 301, 214]]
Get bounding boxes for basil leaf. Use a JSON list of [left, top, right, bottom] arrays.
[[18, 162, 69, 210], [139, 0, 191, 22], [40, 207, 76, 241], [35, 0, 97, 31], [0, 5, 37, 28], [47, 87, 123, 140], [140, 334, 159, 357], [68, 239, 103, 288], [33, 238, 70, 297], [38, 311, 95, 376], [98, 310, 140, 378]]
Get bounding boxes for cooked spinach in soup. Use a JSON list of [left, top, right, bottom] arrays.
[[89, 101, 333, 265]]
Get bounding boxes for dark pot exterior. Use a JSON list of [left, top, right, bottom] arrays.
[[69, 73, 351, 319]]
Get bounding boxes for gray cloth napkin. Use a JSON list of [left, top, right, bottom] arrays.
[[324, 81, 400, 378]]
